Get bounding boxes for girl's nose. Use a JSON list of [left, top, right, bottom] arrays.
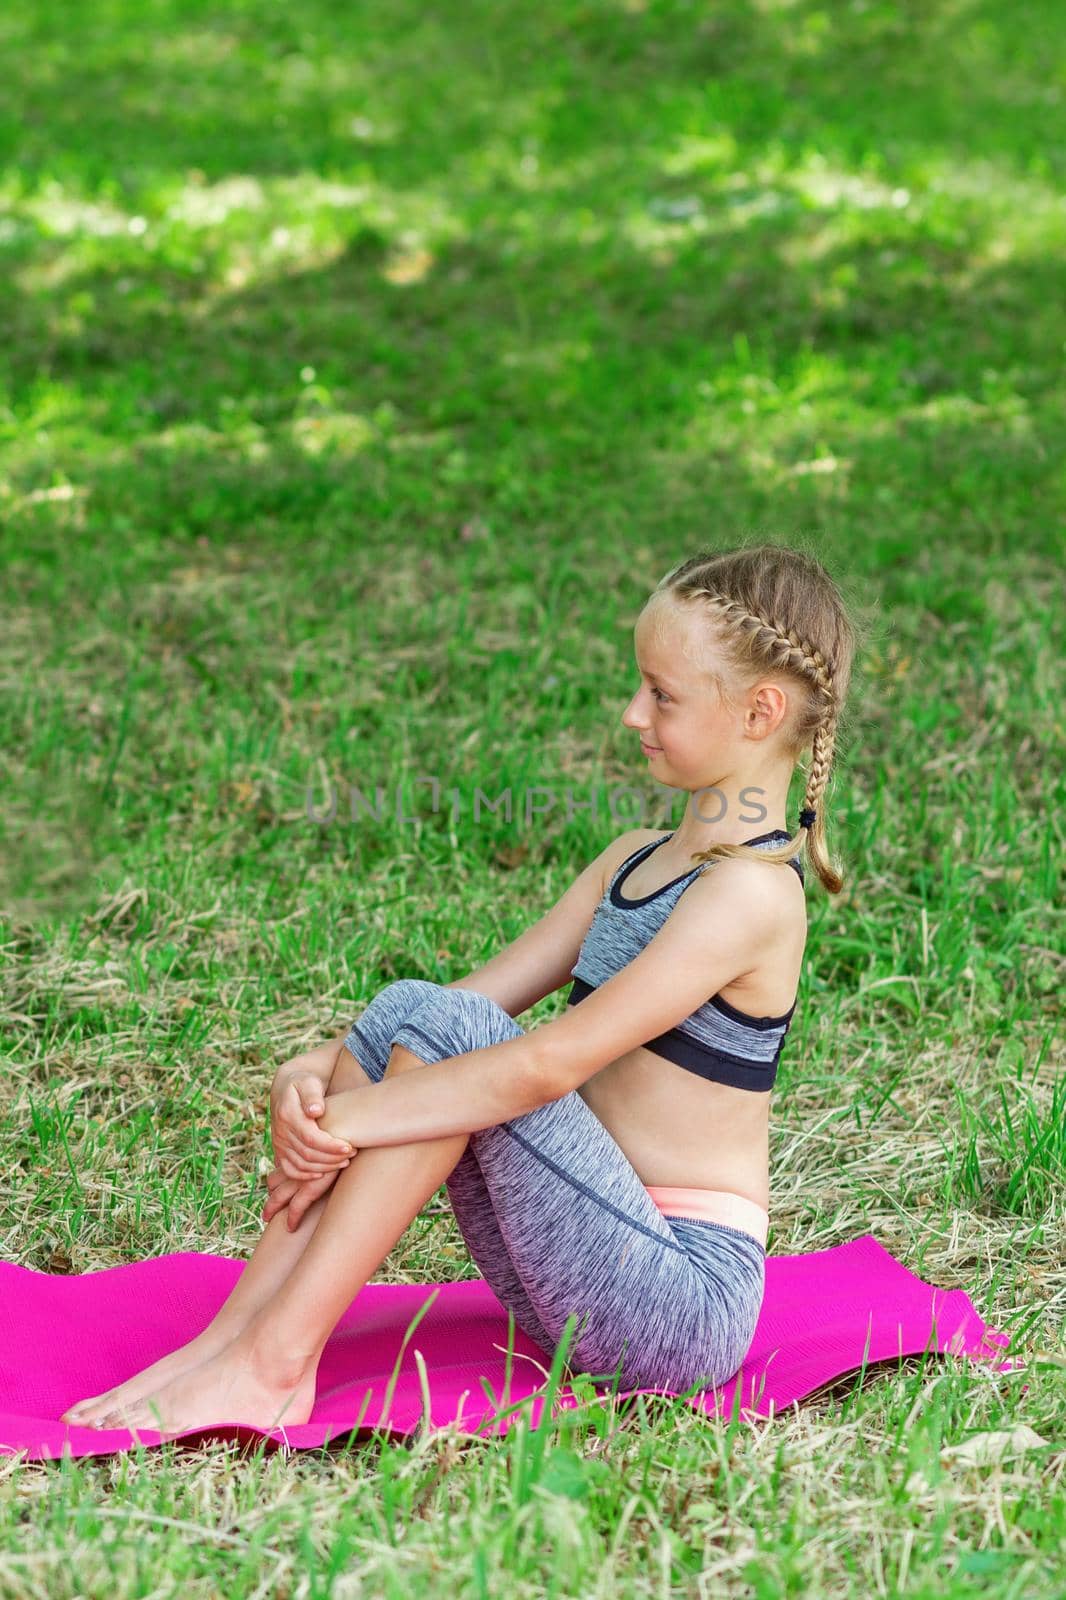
[[621, 694, 646, 729]]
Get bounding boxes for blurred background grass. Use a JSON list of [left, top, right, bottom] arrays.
[[0, 0, 1063, 1593]]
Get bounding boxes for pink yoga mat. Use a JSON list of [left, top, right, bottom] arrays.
[[1, 1233, 1021, 1462]]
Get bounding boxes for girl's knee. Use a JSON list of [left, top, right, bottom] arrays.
[[389, 986, 522, 1065], [358, 978, 443, 1031], [346, 979, 447, 1081], [425, 986, 520, 1045]]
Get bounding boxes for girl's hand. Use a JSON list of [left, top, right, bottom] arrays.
[[270, 1069, 356, 1182], [262, 1164, 339, 1232]]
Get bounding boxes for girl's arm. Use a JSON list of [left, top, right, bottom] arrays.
[[318, 1030, 552, 1149], [319, 856, 786, 1149]]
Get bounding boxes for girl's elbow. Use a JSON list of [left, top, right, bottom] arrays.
[[530, 1024, 601, 1102]]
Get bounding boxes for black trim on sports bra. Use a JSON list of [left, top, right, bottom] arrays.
[[610, 835, 696, 908], [610, 828, 801, 908], [639, 1028, 780, 1092]]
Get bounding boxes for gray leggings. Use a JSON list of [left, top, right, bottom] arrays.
[[343, 979, 766, 1393]]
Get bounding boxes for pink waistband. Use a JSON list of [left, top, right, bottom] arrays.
[[644, 1185, 769, 1247]]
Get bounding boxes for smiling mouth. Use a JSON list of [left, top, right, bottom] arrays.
[[640, 741, 661, 753]]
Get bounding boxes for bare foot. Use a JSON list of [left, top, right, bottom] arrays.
[[60, 1327, 239, 1428], [73, 1338, 317, 1438]]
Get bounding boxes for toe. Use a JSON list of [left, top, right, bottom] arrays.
[[68, 1396, 105, 1422]]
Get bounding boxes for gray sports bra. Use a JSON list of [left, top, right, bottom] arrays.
[[565, 829, 804, 1093]]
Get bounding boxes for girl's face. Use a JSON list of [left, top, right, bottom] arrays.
[[621, 598, 734, 787]]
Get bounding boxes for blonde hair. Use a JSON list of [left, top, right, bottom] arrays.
[[649, 540, 867, 895]]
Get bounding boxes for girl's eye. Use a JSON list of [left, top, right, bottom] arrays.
[[651, 687, 669, 704]]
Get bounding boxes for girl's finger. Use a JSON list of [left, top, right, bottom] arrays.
[[281, 1163, 319, 1183], [283, 1152, 344, 1177], [281, 1155, 350, 1182], [289, 1143, 352, 1171], [278, 1121, 349, 1156], [265, 1184, 300, 1220], [263, 1181, 296, 1214], [299, 1125, 356, 1158], [292, 1152, 342, 1177], [283, 1086, 351, 1155], [279, 1136, 335, 1164], [279, 1155, 315, 1181], [287, 1191, 323, 1229]]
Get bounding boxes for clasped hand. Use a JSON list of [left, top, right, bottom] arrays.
[[263, 1067, 357, 1232]]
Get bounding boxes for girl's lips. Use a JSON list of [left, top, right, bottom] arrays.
[[640, 742, 661, 755]]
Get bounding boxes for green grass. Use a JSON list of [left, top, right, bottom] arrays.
[[1, 0, 1063, 1593]]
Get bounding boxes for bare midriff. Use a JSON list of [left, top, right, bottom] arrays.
[[577, 1053, 774, 1210], [576, 829, 807, 1215]]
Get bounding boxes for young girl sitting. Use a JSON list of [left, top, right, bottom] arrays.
[[62, 541, 857, 1437]]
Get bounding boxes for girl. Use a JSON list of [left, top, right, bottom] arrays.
[[62, 542, 857, 1436]]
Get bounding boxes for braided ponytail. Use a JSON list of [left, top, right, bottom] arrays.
[[652, 544, 861, 895]]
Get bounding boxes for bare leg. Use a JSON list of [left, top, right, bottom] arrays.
[[63, 1044, 463, 1433], [60, 1040, 422, 1427], [192, 1037, 452, 1340]]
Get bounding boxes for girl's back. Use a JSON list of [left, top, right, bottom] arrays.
[[569, 824, 809, 1213]]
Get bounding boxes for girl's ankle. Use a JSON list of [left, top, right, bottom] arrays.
[[197, 1318, 246, 1351]]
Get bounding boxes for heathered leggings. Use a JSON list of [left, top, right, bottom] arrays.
[[342, 979, 766, 1394]]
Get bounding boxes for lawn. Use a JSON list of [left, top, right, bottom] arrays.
[[0, 0, 1063, 1594]]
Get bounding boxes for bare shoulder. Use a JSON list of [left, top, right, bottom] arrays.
[[691, 850, 808, 940]]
